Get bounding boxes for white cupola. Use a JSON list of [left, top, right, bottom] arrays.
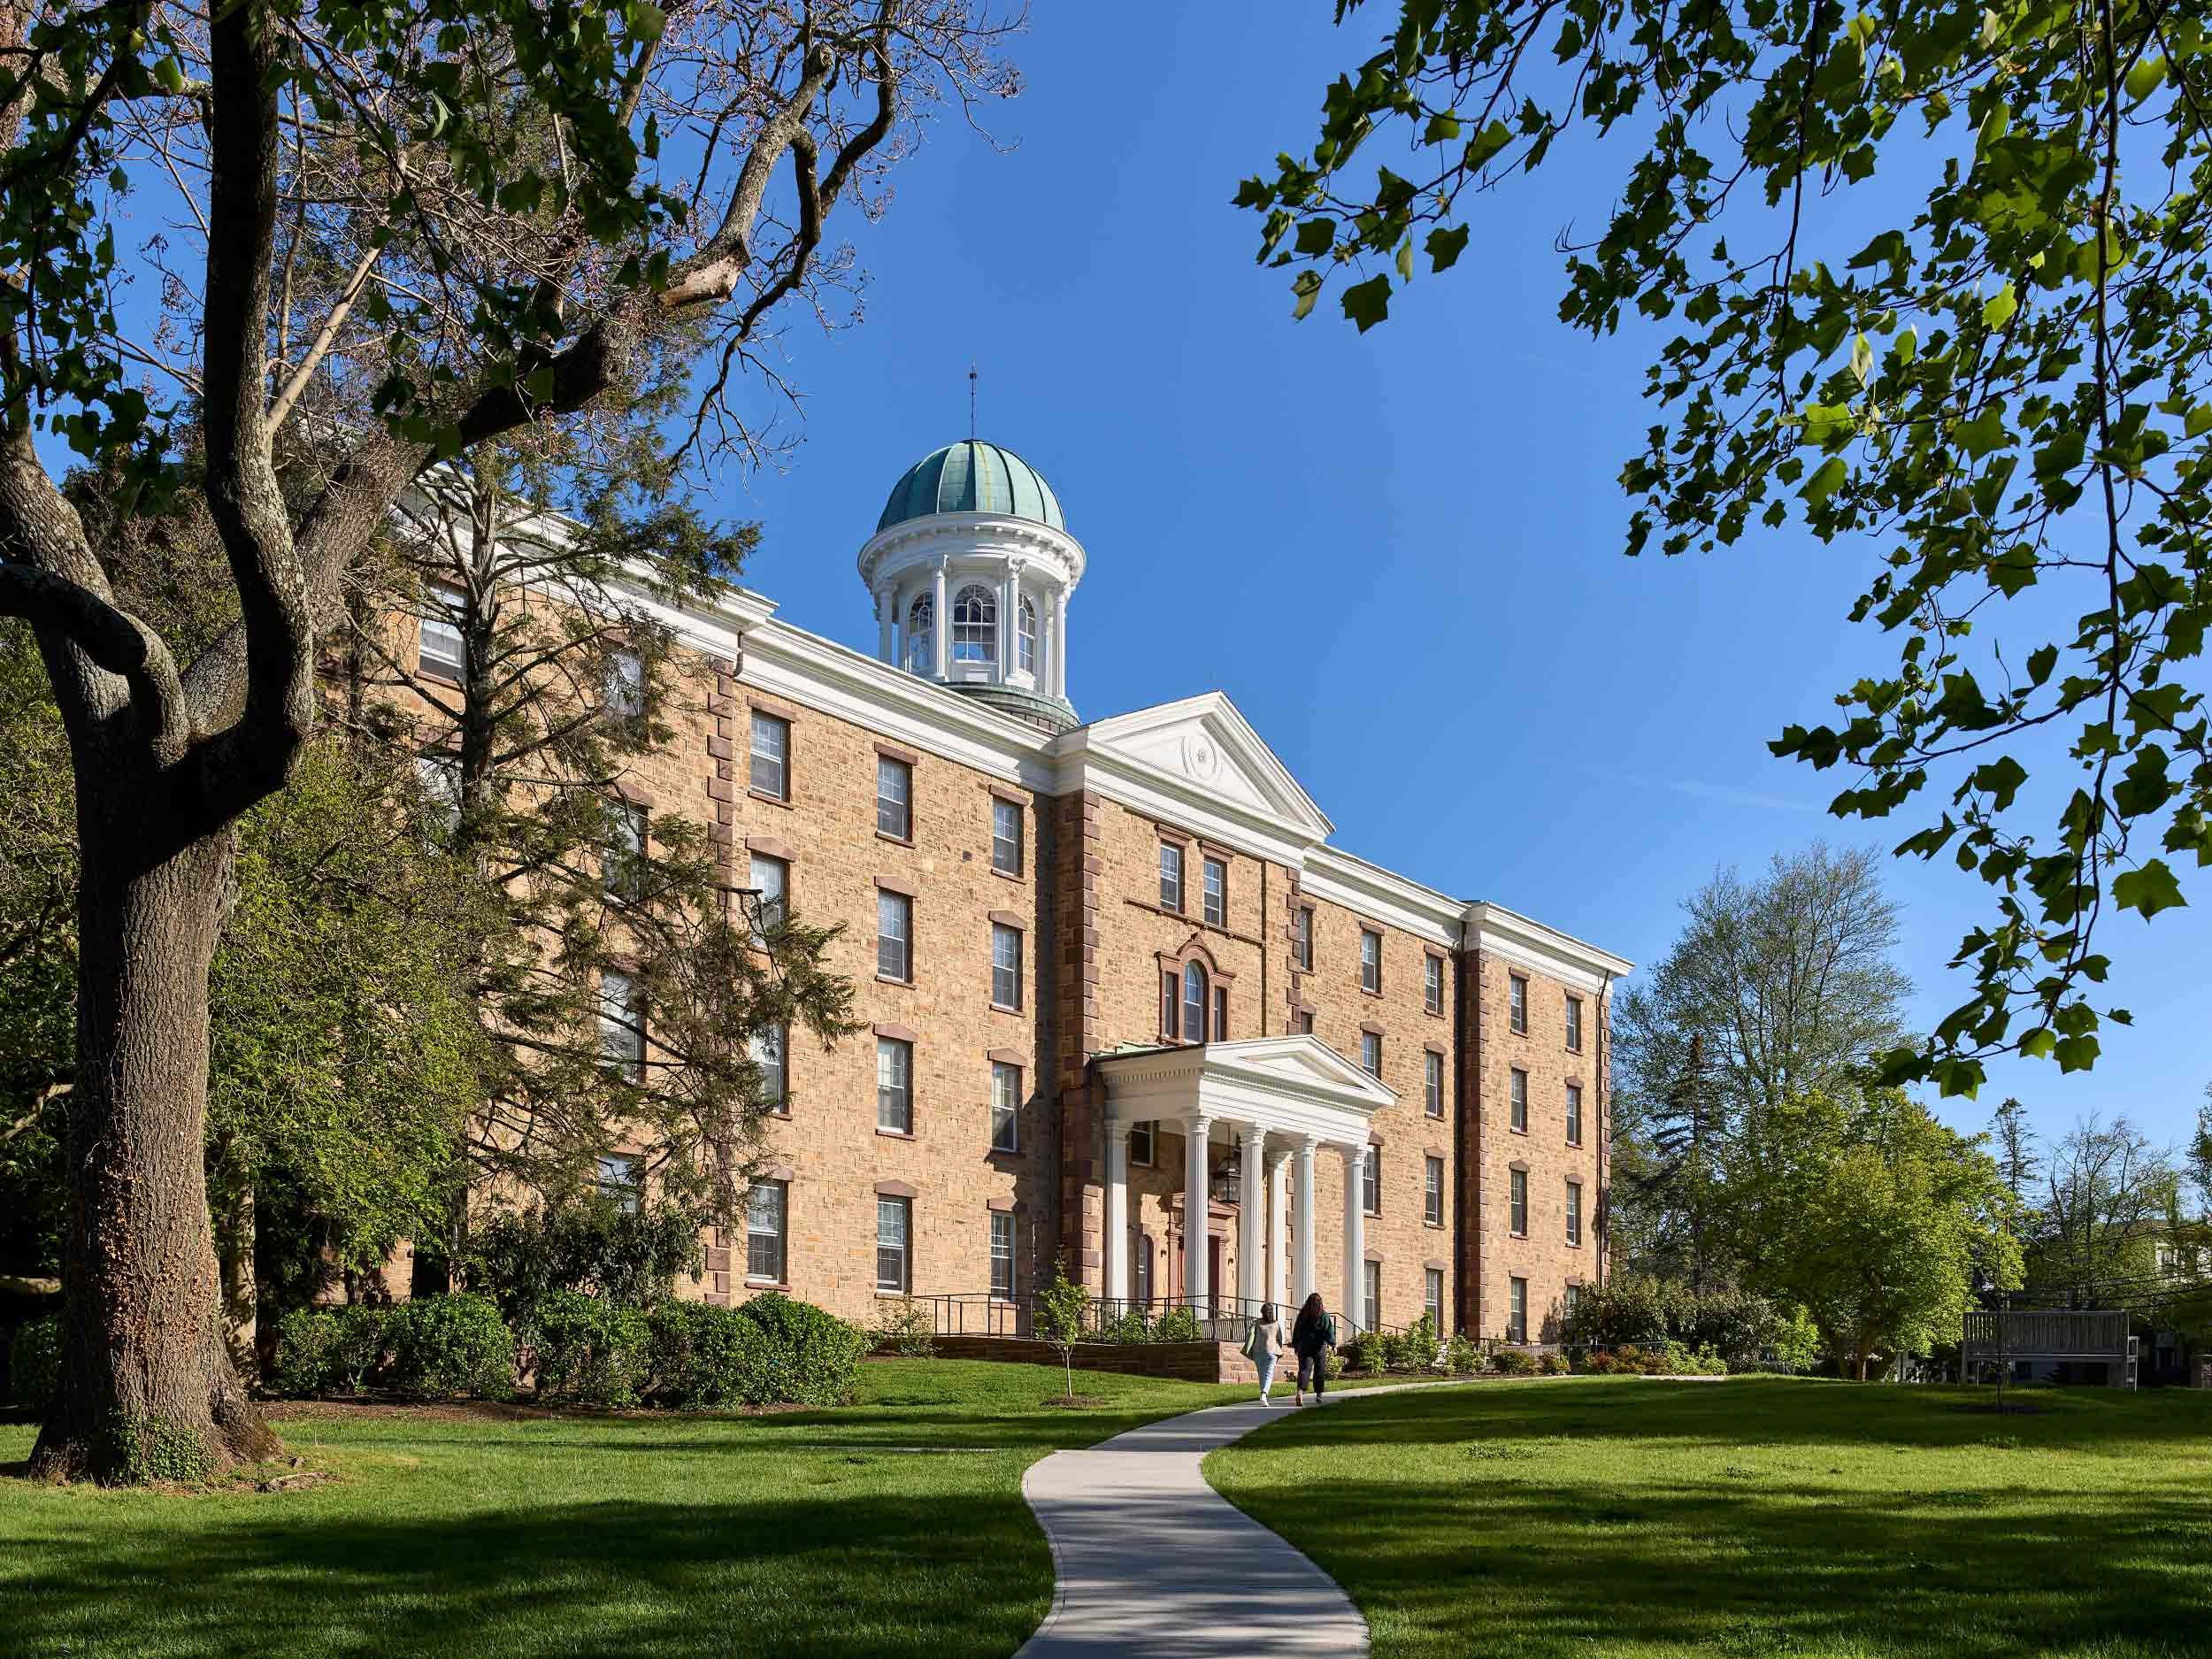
[[856, 439, 1083, 733]]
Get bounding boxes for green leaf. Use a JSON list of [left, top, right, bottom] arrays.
[[1801, 456, 1848, 506], [1425, 224, 1471, 273], [1982, 282, 2017, 330], [1290, 270, 1323, 321], [1341, 275, 1392, 333], [2112, 860, 2187, 918], [1955, 405, 2008, 458]]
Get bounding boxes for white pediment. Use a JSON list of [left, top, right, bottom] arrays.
[[1096, 1035, 1396, 1147], [1060, 693, 1333, 855], [1210, 1036, 1394, 1107]]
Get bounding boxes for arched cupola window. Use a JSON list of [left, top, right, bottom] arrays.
[[1018, 595, 1037, 674], [952, 584, 997, 665], [906, 594, 934, 674]]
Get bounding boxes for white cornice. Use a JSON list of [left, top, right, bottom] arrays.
[[856, 512, 1087, 595], [1461, 901, 1633, 995], [1095, 1035, 1394, 1147], [1302, 845, 1463, 948]]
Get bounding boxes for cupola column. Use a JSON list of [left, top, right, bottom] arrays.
[[997, 560, 1018, 682], [875, 584, 894, 663], [931, 559, 949, 680], [1048, 588, 1069, 700]]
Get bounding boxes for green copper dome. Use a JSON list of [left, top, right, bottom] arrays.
[[877, 441, 1065, 534]]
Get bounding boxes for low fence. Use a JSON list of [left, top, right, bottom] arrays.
[[899, 1291, 1405, 1347]]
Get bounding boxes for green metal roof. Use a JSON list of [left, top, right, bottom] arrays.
[[877, 441, 1065, 534]]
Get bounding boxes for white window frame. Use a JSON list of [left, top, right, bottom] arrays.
[[1202, 856, 1226, 927], [951, 584, 997, 665], [1510, 1067, 1529, 1133], [991, 923, 1022, 1010], [1509, 974, 1529, 1034], [991, 798, 1023, 875], [1017, 595, 1037, 673], [1361, 1031, 1382, 1079], [746, 1180, 787, 1284], [991, 1061, 1021, 1153], [603, 801, 645, 898], [1159, 842, 1184, 910], [877, 890, 912, 982], [1360, 930, 1381, 994], [749, 711, 789, 800], [1509, 1276, 1529, 1344], [1291, 906, 1313, 971], [1363, 1148, 1381, 1216], [595, 1153, 640, 1211], [1566, 1180, 1583, 1246], [1509, 1167, 1528, 1236], [877, 1036, 912, 1134], [1566, 1082, 1583, 1148], [418, 584, 466, 680], [1425, 1050, 1444, 1118], [1181, 962, 1208, 1043], [1130, 1121, 1156, 1167], [1425, 955, 1444, 1015], [604, 649, 645, 720], [1565, 995, 1584, 1053], [1363, 1259, 1381, 1333], [1425, 1268, 1445, 1332], [875, 1196, 911, 1294], [876, 755, 913, 841], [750, 1023, 787, 1112], [749, 853, 787, 946], [598, 970, 643, 1082], [906, 594, 934, 674], [1425, 1156, 1444, 1226], [990, 1210, 1017, 1300]]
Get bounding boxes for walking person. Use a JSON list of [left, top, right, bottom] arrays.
[[1290, 1291, 1337, 1407], [1242, 1303, 1287, 1405]]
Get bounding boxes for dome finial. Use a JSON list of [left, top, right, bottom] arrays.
[[968, 362, 977, 441]]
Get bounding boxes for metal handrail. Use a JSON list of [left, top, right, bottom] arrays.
[[886, 1290, 1396, 1345]]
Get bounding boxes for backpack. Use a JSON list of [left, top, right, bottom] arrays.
[[1240, 1325, 1264, 1361]]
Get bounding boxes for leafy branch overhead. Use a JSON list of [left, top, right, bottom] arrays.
[[1247, 0, 2212, 1094]]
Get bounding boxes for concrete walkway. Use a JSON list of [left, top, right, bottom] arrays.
[[1014, 1383, 1449, 1658]]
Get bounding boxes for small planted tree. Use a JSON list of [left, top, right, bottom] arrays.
[[1034, 1266, 1090, 1402]]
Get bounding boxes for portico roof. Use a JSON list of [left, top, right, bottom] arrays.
[[1094, 1035, 1394, 1148]]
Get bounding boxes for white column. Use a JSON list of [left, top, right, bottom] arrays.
[[1049, 588, 1069, 698], [876, 586, 895, 663], [1237, 1125, 1267, 1310], [1184, 1113, 1212, 1310], [1267, 1143, 1293, 1316], [999, 560, 1020, 681], [1104, 1121, 1130, 1304], [1341, 1144, 1369, 1333], [931, 560, 949, 679], [1294, 1137, 1317, 1306]]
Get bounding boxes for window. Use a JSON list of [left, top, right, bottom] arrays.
[[1566, 1083, 1584, 1148], [749, 711, 789, 800], [750, 1024, 786, 1112], [1202, 857, 1227, 927], [746, 1181, 786, 1283], [952, 584, 996, 664], [1293, 1008, 1315, 1035], [1360, 930, 1382, 994], [876, 1037, 912, 1134], [1363, 1149, 1381, 1215], [991, 1210, 1017, 1299], [1159, 842, 1184, 910], [1136, 1235, 1155, 1305], [603, 803, 645, 899], [875, 1197, 910, 1293], [1425, 955, 1444, 1016], [1509, 1068, 1529, 1133], [1361, 1031, 1382, 1078], [991, 924, 1022, 1010], [1563, 1282, 1581, 1321], [877, 755, 913, 840], [415, 752, 461, 834], [749, 853, 787, 946], [991, 1061, 1020, 1152], [992, 798, 1024, 875], [906, 594, 934, 673], [1565, 995, 1584, 1053], [1425, 1051, 1445, 1118], [598, 970, 642, 1082], [595, 1153, 640, 1211], [1425, 1269, 1445, 1333], [877, 890, 912, 981], [1291, 906, 1313, 971], [1130, 1121, 1156, 1166], [1363, 1259, 1381, 1333], [1179, 962, 1209, 1042], [1017, 595, 1037, 673], [1509, 1167, 1528, 1235], [1566, 1181, 1583, 1246], [419, 584, 465, 679], [1508, 1276, 1529, 1344], [1509, 974, 1529, 1034], [1212, 986, 1228, 1041], [1425, 1156, 1445, 1225], [604, 649, 644, 720]]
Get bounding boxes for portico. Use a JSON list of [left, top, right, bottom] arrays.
[[1094, 1035, 1394, 1331]]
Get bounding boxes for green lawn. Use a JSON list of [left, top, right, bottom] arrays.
[[1207, 1376, 2212, 1659], [0, 1359, 1276, 1659]]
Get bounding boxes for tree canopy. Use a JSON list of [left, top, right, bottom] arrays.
[[1248, 0, 2212, 1095]]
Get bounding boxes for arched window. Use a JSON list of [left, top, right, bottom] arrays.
[[952, 584, 997, 664], [906, 594, 933, 674], [1018, 595, 1037, 673], [1181, 961, 1209, 1043]]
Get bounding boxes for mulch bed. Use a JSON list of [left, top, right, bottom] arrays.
[[264, 1396, 821, 1424]]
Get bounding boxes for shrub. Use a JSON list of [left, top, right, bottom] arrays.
[[1540, 1351, 1570, 1376], [1443, 1333, 1481, 1375], [870, 1296, 938, 1358], [646, 1301, 770, 1407], [1400, 1314, 1439, 1371], [733, 1292, 868, 1408], [272, 1303, 389, 1396], [1770, 1305, 1823, 1374], [388, 1294, 516, 1400], [1378, 1331, 1409, 1372], [528, 1290, 651, 1406], [8, 1317, 58, 1408], [465, 1195, 704, 1321], [1495, 1346, 1540, 1376], [1094, 1310, 1151, 1345], [1151, 1305, 1202, 1343]]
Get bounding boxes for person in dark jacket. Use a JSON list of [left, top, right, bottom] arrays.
[[1290, 1291, 1337, 1406]]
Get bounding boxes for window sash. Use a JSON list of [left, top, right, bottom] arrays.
[[1510, 1069, 1528, 1133], [991, 1063, 1020, 1152], [951, 586, 996, 664], [750, 1025, 787, 1110], [875, 1198, 910, 1293], [595, 1154, 640, 1211], [1211, 986, 1227, 1042], [749, 854, 787, 944], [1510, 1170, 1528, 1235], [1361, 1033, 1381, 1077], [598, 972, 643, 1081], [1360, 932, 1381, 993], [991, 799, 1023, 874], [1425, 1157, 1443, 1225], [1566, 1183, 1583, 1246], [877, 892, 911, 981], [991, 925, 1021, 1009], [1565, 996, 1583, 1052], [1363, 1152, 1380, 1215], [906, 595, 934, 673], [1363, 1261, 1380, 1333], [749, 713, 789, 798], [1425, 1052, 1443, 1117], [1181, 964, 1207, 1042], [605, 650, 645, 719], [746, 1182, 786, 1283], [1425, 956, 1444, 1015], [1130, 1122, 1155, 1166], [990, 1211, 1016, 1299], [877, 1038, 912, 1133], [418, 588, 465, 678], [1202, 858, 1226, 926], [876, 757, 912, 839], [1425, 1269, 1444, 1330], [1509, 975, 1528, 1033], [603, 803, 645, 897], [1509, 1278, 1528, 1343], [1017, 599, 1037, 673], [1292, 908, 1312, 970], [1566, 1084, 1583, 1146], [1159, 844, 1183, 910]]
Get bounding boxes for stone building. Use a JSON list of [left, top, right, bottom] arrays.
[[501, 439, 1632, 1342]]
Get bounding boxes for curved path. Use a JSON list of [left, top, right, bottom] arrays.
[[1014, 1384, 1450, 1658]]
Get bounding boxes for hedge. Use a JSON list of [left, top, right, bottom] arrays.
[[527, 1291, 651, 1407], [732, 1292, 867, 1408]]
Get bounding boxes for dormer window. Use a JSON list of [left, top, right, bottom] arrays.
[[952, 585, 997, 665]]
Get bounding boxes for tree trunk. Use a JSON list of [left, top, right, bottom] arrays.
[[28, 827, 279, 1483], [217, 1178, 257, 1376]]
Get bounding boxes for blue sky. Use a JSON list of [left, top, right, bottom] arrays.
[[697, 4, 2212, 1151]]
